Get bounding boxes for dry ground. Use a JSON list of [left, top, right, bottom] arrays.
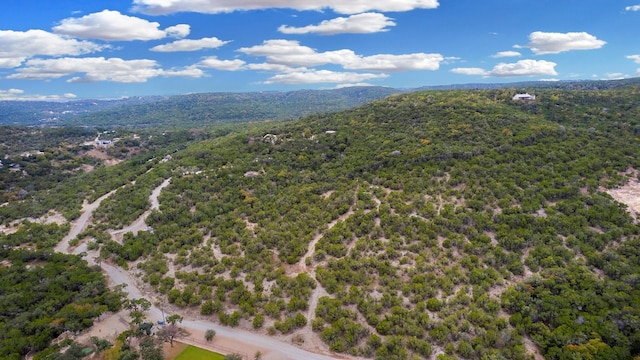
[[606, 179, 640, 220], [163, 342, 188, 360]]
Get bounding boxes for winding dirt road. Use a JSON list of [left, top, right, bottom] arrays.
[[109, 178, 171, 242], [58, 179, 350, 360]]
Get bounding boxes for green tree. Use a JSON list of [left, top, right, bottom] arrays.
[[91, 336, 113, 353], [124, 298, 152, 328], [139, 337, 163, 360], [205, 329, 216, 342], [157, 314, 183, 347]]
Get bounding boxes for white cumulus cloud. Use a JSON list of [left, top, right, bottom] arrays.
[[345, 53, 443, 72], [264, 69, 388, 85], [334, 83, 375, 88], [240, 40, 362, 67], [452, 59, 558, 77], [151, 37, 230, 52], [7, 57, 203, 83], [526, 31, 606, 55], [198, 56, 246, 70], [132, 0, 439, 15], [0, 88, 77, 101], [279, 13, 395, 35], [451, 67, 487, 76], [627, 55, 640, 63], [53, 10, 190, 41], [165, 24, 191, 38], [628, 55, 640, 74], [0, 88, 25, 99], [246, 63, 307, 73], [165, 66, 205, 78], [240, 40, 317, 61], [239, 39, 443, 72], [604, 72, 626, 80], [492, 51, 521, 58], [488, 59, 558, 77], [0, 29, 103, 68], [625, 5, 640, 11]]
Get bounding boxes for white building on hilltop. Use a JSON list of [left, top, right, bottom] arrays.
[[512, 93, 536, 101]]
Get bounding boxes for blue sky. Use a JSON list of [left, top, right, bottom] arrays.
[[1, 0, 639, 99]]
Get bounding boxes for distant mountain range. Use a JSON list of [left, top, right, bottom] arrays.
[[2, 77, 639, 128], [0, 96, 160, 127]]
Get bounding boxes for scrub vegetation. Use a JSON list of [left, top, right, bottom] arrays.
[[2, 83, 640, 359]]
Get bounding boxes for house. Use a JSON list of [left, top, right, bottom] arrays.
[[95, 140, 112, 147], [512, 93, 536, 101]]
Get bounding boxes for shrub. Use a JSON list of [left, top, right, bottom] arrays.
[[205, 329, 216, 342]]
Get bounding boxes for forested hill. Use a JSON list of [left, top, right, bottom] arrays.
[[4, 77, 639, 128], [0, 96, 158, 126], [98, 87, 640, 358], [64, 86, 400, 128], [2, 85, 640, 359], [0, 86, 399, 127]]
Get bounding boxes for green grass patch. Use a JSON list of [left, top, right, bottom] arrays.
[[175, 345, 225, 360]]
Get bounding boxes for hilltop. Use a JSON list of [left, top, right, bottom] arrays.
[[1, 84, 640, 359]]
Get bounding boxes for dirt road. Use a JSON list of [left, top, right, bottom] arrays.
[[109, 178, 171, 242], [54, 190, 116, 253], [58, 179, 351, 360]]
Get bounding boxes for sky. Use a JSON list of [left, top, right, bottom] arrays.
[[1, 0, 639, 100]]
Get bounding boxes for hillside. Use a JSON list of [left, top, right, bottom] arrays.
[[2, 86, 640, 359], [64, 86, 400, 128], [0, 87, 400, 127], [5, 78, 639, 128]]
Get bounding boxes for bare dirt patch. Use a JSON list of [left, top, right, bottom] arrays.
[[86, 148, 110, 160], [104, 159, 122, 167], [606, 180, 640, 221], [0, 224, 19, 235], [76, 311, 130, 344], [35, 210, 67, 225], [0, 210, 67, 234], [85, 148, 122, 167], [320, 190, 334, 199]]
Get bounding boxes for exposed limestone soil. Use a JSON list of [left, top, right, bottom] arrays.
[[606, 179, 640, 221]]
